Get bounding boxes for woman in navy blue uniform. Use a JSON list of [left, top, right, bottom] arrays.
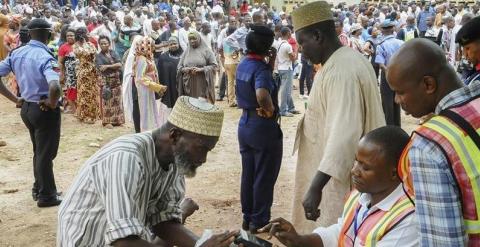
[[236, 25, 283, 232]]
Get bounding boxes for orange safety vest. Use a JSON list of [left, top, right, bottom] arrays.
[[398, 96, 480, 245], [338, 190, 415, 247]]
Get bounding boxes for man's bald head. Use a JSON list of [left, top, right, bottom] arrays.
[[386, 39, 463, 118]]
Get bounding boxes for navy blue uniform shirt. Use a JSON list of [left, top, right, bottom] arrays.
[[236, 56, 278, 111]]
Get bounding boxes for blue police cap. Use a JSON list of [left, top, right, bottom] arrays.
[[380, 19, 395, 28]]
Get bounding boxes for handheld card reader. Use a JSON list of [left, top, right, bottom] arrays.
[[234, 230, 273, 247]]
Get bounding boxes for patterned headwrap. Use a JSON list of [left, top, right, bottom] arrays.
[[10, 14, 22, 25], [134, 36, 154, 60]]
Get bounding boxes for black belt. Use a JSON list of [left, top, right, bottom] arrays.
[[242, 109, 280, 123]]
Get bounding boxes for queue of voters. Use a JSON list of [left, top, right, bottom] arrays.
[[0, 0, 479, 246]]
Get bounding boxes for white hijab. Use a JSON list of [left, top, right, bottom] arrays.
[[122, 35, 144, 123]]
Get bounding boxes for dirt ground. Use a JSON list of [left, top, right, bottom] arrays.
[[0, 86, 417, 247]]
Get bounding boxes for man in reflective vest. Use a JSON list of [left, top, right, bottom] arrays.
[[387, 38, 480, 246], [259, 126, 418, 246]]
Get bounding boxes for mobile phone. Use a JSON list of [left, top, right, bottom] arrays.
[[234, 230, 272, 247]]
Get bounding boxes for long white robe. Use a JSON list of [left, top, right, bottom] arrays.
[[292, 47, 386, 234]]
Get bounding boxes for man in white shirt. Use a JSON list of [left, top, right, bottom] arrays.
[[143, 12, 154, 37], [379, 6, 388, 23], [260, 126, 418, 247], [211, 2, 224, 16], [200, 22, 214, 51], [172, 0, 181, 18], [115, 7, 126, 24], [178, 17, 195, 51], [43, 9, 55, 25], [70, 13, 87, 30], [107, 11, 117, 32], [133, 9, 144, 27], [217, 16, 237, 51], [276, 26, 298, 117], [90, 17, 111, 42]]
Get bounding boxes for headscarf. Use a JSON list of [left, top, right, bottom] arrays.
[[168, 36, 183, 57], [182, 31, 209, 59], [122, 35, 143, 123], [134, 36, 154, 60], [10, 15, 22, 26], [0, 14, 9, 60]]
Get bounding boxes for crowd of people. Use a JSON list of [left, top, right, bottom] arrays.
[[0, 0, 480, 246]]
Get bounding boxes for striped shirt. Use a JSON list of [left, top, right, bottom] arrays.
[[57, 132, 185, 246], [408, 79, 480, 246]]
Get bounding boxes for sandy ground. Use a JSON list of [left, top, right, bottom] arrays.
[[0, 85, 417, 247]]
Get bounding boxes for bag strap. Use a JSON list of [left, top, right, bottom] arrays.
[[439, 109, 480, 150]]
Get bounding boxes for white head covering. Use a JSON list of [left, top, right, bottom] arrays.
[[122, 35, 144, 123]]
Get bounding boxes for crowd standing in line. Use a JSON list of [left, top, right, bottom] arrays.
[[0, 0, 479, 246]]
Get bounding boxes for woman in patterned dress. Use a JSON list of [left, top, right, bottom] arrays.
[[96, 35, 125, 127], [58, 29, 78, 113], [74, 27, 99, 124], [3, 15, 21, 96]]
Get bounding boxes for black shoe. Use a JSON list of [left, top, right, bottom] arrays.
[[242, 220, 250, 231], [289, 110, 301, 115], [33, 191, 62, 201], [216, 97, 224, 101], [37, 196, 62, 208], [32, 191, 39, 201]]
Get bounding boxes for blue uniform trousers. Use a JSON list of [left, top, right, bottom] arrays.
[[238, 112, 283, 228], [380, 70, 401, 127]]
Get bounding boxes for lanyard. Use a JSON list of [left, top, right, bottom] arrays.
[[353, 206, 370, 237]]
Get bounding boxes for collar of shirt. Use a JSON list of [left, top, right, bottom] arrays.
[[435, 79, 480, 113], [358, 185, 405, 212], [381, 34, 396, 42], [28, 40, 50, 51]]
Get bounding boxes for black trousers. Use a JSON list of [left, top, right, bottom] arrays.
[[132, 82, 141, 133], [20, 102, 60, 201], [217, 72, 227, 99], [380, 70, 401, 127], [299, 61, 313, 95]]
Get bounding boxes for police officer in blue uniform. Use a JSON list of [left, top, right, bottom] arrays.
[[375, 20, 404, 127], [456, 16, 480, 86], [0, 19, 62, 207], [236, 25, 283, 232]]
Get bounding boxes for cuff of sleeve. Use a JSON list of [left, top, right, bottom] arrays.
[[318, 157, 351, 183], [46, 74, 60, 83], [150, 211, 183, 226], [313, 227, 338, 247], [105, 218, 148, 245]]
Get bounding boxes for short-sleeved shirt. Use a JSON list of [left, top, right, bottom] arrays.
[[375, 35, 404, 66], [236, 56, 278, 111], [275, 40, 294, 71], [0, 40, 59, 103], [57, 132, 185, 246]]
